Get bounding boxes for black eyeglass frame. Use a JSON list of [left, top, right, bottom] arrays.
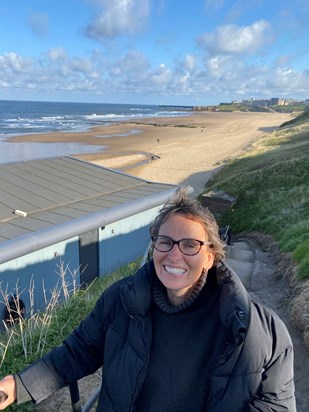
[[151, 235, 213, 256]]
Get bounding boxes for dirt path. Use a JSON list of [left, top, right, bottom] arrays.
[[227, 238, 309, 411]]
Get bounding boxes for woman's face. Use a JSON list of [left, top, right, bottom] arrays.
[[153, 213, 214, 306]]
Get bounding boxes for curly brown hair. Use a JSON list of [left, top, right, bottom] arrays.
[[150, 186, 225, 262]]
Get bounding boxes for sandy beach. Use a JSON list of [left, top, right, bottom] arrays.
[[9, 111, 293, 196]]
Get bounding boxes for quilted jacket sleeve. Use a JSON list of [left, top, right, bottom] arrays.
[[248, 345, 296, 411], [17, 287, 110, 404]]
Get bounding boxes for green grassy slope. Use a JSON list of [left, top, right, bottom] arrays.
[[203, 110, 309, 280]]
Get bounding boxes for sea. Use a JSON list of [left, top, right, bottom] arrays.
[[0, 100, 192, 164]]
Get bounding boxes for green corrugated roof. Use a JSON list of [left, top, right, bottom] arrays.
[[0, 156, 177, 243]]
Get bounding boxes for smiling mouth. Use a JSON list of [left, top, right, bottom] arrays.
[[164, 265, 186, 276]]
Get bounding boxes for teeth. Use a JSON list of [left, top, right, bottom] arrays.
[[164, 266, 186, 275]]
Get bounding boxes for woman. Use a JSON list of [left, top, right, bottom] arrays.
[[0, 187, 295, 411]]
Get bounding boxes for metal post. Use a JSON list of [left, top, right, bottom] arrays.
[[69, 382, 82, 412], [82, 385, 101, 412]]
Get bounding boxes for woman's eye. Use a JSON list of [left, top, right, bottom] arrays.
[[159, 239, 171, 246], [183, 240, 197, 249]]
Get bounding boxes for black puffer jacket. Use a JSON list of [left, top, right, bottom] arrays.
[[18, 260, 296, 411]]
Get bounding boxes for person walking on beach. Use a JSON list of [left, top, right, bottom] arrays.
[[0, 187, 296, 411]]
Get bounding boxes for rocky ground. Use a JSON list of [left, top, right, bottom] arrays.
[[36, 237, 309, 412], [227, 237, 309, 412]]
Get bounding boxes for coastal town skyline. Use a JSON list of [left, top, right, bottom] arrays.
[[1, 0, 308, 106]]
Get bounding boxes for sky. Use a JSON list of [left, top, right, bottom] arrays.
[[0, 0, 308, 106]]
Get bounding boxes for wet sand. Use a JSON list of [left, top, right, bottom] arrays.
[[8, 111, 293, 196]]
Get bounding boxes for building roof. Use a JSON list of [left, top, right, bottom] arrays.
[[0, 156, 178, 263]]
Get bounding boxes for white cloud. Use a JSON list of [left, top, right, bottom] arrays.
[[0, 49, 102, 97], [151, 64, 171, 82], [48, 48, 67, 61], [205, 54, 244, 79], [45, 49, 100, 80], [71, 57, 100, 78], [1, 44, 308, 103], [84, 0, 150, 40], [272, 67, 309, 94], [182, 54, 197, 72], [105, 49, 150, 93], [198, 20, 272, 55], [112, 49, 150, 74], [0, 52, 32, 73], [28, 12, 49, 37], [101, 49, 151, 94]]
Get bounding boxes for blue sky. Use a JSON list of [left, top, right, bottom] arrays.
[[0, 0, 308, 105]]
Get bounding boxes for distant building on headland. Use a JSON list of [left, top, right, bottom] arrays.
[[193, 97, 308, 112], [235, 97, 308, 107]]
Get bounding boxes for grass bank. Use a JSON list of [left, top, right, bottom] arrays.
[[201, 109, 309, 344], [0, 261, 139, 411]]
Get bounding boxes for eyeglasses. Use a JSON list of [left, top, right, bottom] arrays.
[[152, 235, 213, 256]]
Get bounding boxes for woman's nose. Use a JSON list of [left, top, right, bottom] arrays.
[[167, 243, 183, 258]]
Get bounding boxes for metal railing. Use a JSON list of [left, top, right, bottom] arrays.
[[219, 225, 232, 245], [69, 381, 101, 412]]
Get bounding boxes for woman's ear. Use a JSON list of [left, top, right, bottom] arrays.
[[204, 251, 215, 271]]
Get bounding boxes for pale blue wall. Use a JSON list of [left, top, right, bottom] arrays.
[[99, 206, 160, 275], [0, 205, 161, 325], [0, 237, 79, 324]]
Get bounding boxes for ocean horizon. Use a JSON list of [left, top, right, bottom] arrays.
[[0, 100, 192, 137], [0, 100, 192, 164]]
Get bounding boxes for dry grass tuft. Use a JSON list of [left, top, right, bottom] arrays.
[[292, 281, 309, 347]]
